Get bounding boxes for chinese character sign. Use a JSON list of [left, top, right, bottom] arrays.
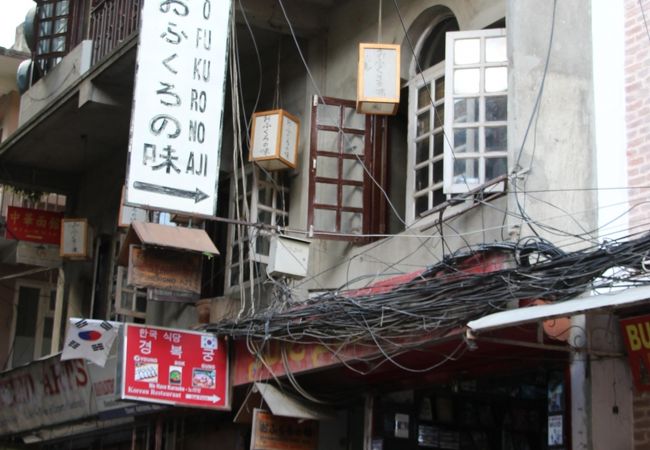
[[126, 0, 231, 215], [121, 324, 229, 409], [5, 206, 63, 245]]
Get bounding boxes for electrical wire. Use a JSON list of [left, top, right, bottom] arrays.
[[206, 231, 650, 348]]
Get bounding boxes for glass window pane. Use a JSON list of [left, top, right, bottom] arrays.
[[316, 156, 338, 178], [52, 36, 66, 52], [433, 106, 444, 129], [342, 185, 363, 208], [40, 20, 53, 36], [56, 1, 70, 16], [415, 194, 429, 217], [454, 98, 479, 123], [485, 36, 507, 62], [38, 39, 51, 55], [276, 194, 289, 213], [49, 290, 56, 311], [257, 236, 271, 256], [433, 160, 444, 183], [433, 188, 445, 207], [485, 67, 508, 92], [258, 188, 272, 207], [317, 104, 340, 127], [341, 212, 362, 234], [342, 159, 364, 181], [41, 318, 54, 357], [453, 159, 480, 186], [416, 139, 429, 164], [486, 157, 508, 179], [258, 209, 272, 224], [485, 96, 507, 121], [230, 266, 239, 287], [453, 128, 478, 154], [314, 209, 337, 232], [315, 183, 337, 205], [54, 18, 68, 34], [416, 166, 429, 191], [417, 111, 430, 136], [39, 4, 54, 18], [317, 130, 339, 152], [276, 213, 288, 227], [418, 85, 432, 109], [433, 132, 444, 157], [343, 107, 365, 130], [435, 77, 445, 101], [485, 126, 507, 152], [454, 38, 480, 65], [342, 133, 364, 154], [453, 68, 480, 94]]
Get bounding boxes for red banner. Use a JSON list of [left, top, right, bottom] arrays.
[[121, 324, 229, 409], [621, 315, 650, 391], [6, 206, 62, 245]]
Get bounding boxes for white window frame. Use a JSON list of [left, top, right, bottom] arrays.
[[9, 280, 58, 368], [224, 165, 289, 294], [443, 28, 508, 194], [406, 61, 447, 224]]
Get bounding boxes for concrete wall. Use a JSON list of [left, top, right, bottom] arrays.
[[589, 313, 634, 450], [0, 91, 20, 142], [19, 40, 92, 126], [507, 0, 597, 250]]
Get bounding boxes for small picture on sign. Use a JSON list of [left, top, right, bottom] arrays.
[[135, 362, 158, 382], [169, 366, 183, 385], [201, 335, 218, 350], [192, 368, 215, 388]]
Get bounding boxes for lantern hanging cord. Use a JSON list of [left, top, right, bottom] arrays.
[[378, 0, 383, 42]]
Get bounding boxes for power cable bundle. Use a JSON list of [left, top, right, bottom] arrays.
[[205, 232, 650, 346]]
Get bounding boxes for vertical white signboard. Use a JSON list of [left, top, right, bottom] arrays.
[[126, 0, 231, 216]]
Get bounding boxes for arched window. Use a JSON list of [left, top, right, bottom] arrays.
[[406, 12, 507, 225]]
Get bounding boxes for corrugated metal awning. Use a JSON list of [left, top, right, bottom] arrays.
[[117, 221, 219, 266], [467, 285, 650, 334]]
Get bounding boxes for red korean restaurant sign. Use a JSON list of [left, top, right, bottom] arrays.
[[121, 324, 230, 409], [621, 314, 650, 391], [5, 206, 63, 245]]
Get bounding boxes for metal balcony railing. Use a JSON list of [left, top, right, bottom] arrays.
[[89, 0, 142, 66]]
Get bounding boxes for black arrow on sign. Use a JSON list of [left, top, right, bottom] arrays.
[[133, 181, 209, 203]]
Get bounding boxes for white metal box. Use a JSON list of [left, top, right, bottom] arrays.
[[267, 235, 310, 279]]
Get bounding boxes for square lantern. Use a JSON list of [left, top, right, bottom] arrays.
[[60, 218, 93, 259], [357, 43, 401, 115], [250, 109, 300, 170]]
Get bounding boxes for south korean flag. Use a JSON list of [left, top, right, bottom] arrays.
[[60, 318, 120, 367]]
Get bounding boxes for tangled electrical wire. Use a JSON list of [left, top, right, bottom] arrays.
[[206, 232, 650, 347]]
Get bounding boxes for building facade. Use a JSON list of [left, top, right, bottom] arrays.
[[0, 0, 646, 449]]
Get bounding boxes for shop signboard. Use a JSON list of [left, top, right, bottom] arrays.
[[5, 206, 62, 245], [120, 324, 229, 409], [620, 314, 650, 391], [251, 409, 318, 450], [0, 355, 93, 435], [127, 245, 202, 294], [126, 0, 231, 216]]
